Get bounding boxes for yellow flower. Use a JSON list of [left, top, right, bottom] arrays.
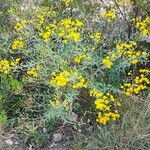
[[37, 15, 45, 25], [74, 54, 91, 64], [142, 29, 148, 37], [63, 0, 73, 6], [101, 9, 116, 22], [131, 59, 138, 64], [136, 17, 150, 37], [90, 32, 102, 41], [124, 83, 131, 87], [67, 31, 80, 42], [58, 29, 65, 37], [0, 59, 10, 74], [50, 23, 57, 30], [72, 75, 87, 89], [41, 30, 52, 42], [102, 58, 113, 69], [93, 92, 121, 124], [125, 91, 130, 96], [96, 92, 103, 98], [139, 69, 150, 73], [0, 58, 21, 74], [74, 55, 83, 63], [15, 19, 26, 30], [61, 18, 72, 26], [117, 102, 121, 107], [27, 68, 38, 78], [50, 70, 70, 87], [111, 53, 116, 59], [135, 51, 141, 56], [12, 39, 24, 50], [141, 52, 148, 57], [10, 58, 21, 67], [51, 72, 56, 76], [76, 19, 84, 27]]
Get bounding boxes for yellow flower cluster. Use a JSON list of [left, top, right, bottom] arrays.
[[12, 39, 24, 50], [116, 41, 137, 57], [38, 18, 84, 43], [102, 41, 136, 69], [116, 41, 148, 64], [50, 70, 70, 87], [121, 69, 150, 96], [97, 111, 120, 125], [39, 26, 52, 42], [74, 53, 91, 63], [66, 31, 80, 42], [61, 18, 84, 27], [27, 65, 41, 78], [63, 0, 73, 7], [72, 74, 87, 89], [101, 9, 116, 22], [58, 18, 84, 42], [36, 15, 45, 26], [102, 41, 136, 67], [0, 58, 21, 74], [117, 0, 131, 6], [50, 98, 69, 109], [14, 19, 26, 30], [102, 41, 148, 68], [0, 59, 10, 74], [136, 17, 150, 37], [90, 90, 121, 125], [139, 69, 150, 73], [50, 70, 87, 88], [90, 32, 102, 42], [102, 57, 113, 69]]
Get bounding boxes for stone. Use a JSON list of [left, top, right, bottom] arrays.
[[5, 139, 14, 145], [53, 133, 62, 142]]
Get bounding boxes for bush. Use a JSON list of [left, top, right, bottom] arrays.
[[0, 0, 150, 148]]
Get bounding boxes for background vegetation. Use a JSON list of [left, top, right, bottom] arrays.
[[0, 0, 150, 149]]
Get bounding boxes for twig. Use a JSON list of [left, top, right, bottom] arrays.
[[113, 0, 132, 38]]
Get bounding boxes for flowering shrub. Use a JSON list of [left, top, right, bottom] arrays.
[[0, 58, 20, 74], [0, 0, 150, 148], [101, 9, 116, 22], [136, 17, 150, 37], [121, 69, 150, 96]]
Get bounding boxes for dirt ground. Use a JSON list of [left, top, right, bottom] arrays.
[[0, 127, 73, 150]]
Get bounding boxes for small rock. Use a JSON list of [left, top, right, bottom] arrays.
[[5, 139, 14, 145], [15, 141, 18, 145], [146, 36, 150, 43], [49, 142, 57, 148], [53, 133, 62, 142], [43, 127, 47, 133], [68, 112, 78, 122]]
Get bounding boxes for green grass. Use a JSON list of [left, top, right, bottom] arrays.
[[72, 94, 150, 150]]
